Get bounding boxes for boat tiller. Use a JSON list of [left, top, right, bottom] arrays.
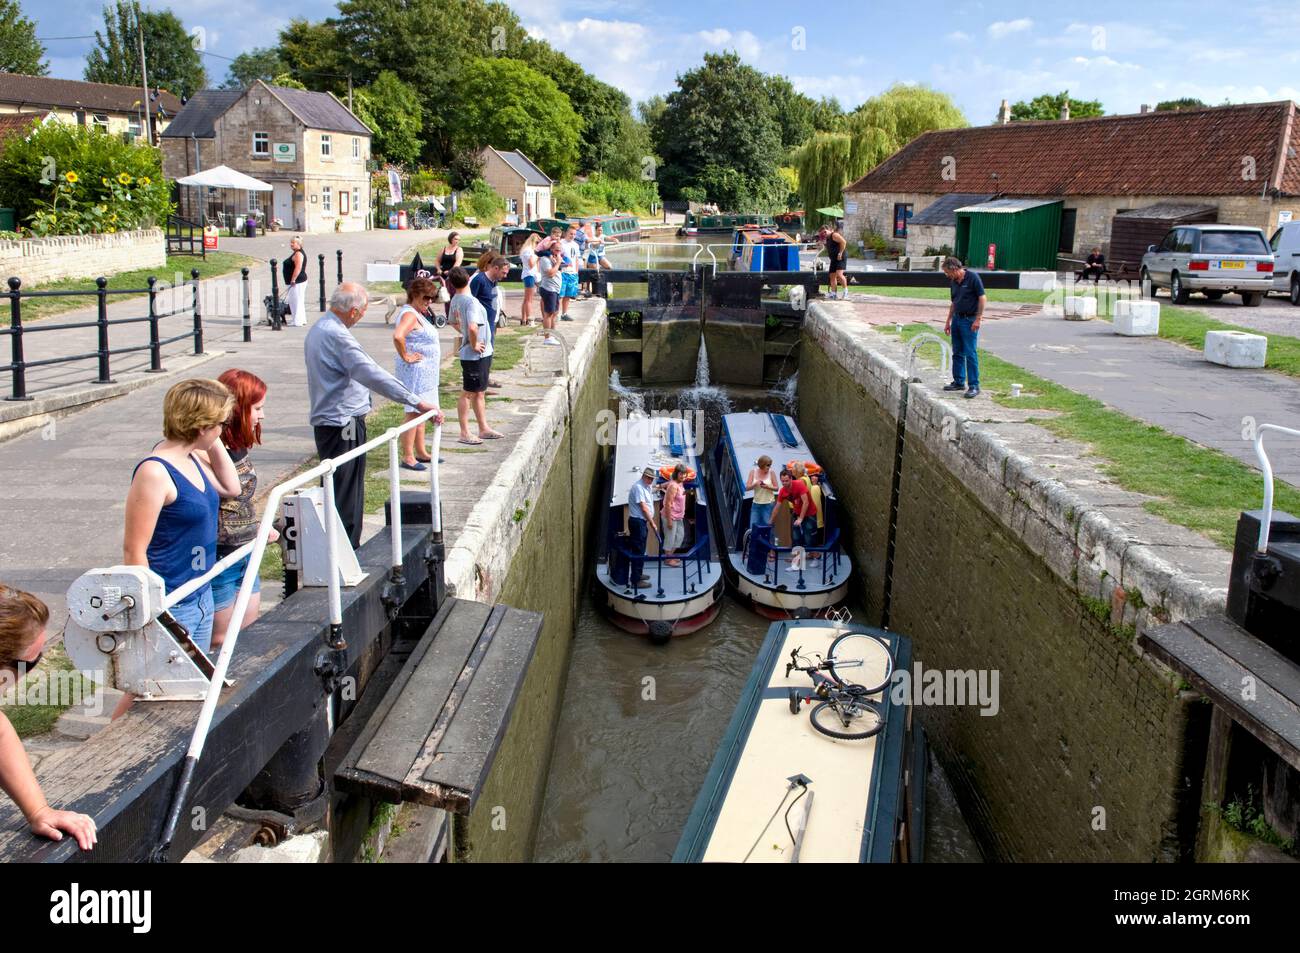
[[63, 566, 224, 702]]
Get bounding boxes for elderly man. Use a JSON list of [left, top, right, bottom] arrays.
[[284, 236, 308, 327], [305, 282, 443, 548], [626, 466, 658, 589], [941, 256, 986, 399]]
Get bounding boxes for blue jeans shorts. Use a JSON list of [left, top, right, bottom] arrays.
[[170, 585, 215, 654], [523, 275, 536, 289], [211, 553, 260, 612]]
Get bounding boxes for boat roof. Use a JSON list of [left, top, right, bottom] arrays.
[[610, 415, 702, 507], [720, 412, 821, 494], [735, 227, 795, 245], [674, 620, 910, 863]]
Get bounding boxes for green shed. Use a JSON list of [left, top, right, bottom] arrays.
[[954, 198, 1063, 271]]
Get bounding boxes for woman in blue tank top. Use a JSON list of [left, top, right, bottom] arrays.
[[123, 379, 241, 660]]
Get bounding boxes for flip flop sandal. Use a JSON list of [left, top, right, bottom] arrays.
[[457, 437, 483, 445], [479, 432, 504, 440]]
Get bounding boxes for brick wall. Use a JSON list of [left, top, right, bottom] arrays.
[[798, 309, 1218, 861], [0, 228, 165, 286]]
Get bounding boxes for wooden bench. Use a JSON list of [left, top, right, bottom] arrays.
[[334, 598, 544, 812]]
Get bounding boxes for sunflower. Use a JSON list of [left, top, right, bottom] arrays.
[[138, 176, 151, 187], [117, 172, 132, 185], [101, 177, 111, 186], [64, 171, 79, 184]]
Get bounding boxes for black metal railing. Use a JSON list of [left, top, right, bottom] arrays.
[[165, 214, 207, 259], [1, 269, 254, 401], [615, 533, 711, 599], [749, 527, 844, 592]]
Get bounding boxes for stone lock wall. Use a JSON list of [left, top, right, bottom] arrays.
[[798, 305, 1221, 861], [443, 306, 609, 861], [1, 228, 165, 286]]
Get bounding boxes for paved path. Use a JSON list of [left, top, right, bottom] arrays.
[[843, 294, 1300, 488], [2, 229, 435, 397]]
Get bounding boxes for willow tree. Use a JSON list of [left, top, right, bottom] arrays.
[[793, 84, 967, 228]]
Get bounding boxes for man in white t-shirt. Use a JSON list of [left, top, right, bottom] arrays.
[[447, 267, 504, 445], [559, 223, 581, 322]]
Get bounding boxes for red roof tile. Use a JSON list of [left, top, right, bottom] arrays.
[[847, 101, 1300, 198], [0, 112, 45, 150]]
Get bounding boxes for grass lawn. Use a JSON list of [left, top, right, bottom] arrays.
[[852, 285, 1052, 305], [2, 646, 96, 739], [883, 322, 1300, 548], [2, 251, 260, 327], [1137, 307, 1300, 379]]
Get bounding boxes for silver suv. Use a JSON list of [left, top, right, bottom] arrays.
[[1141, 224, 1275, 307]]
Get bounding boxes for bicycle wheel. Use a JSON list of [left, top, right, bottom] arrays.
[[810, 698, 883, 740], [827, 631, 893, 694]]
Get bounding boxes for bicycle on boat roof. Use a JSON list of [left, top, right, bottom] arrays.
[[785, 629, 894, 740]]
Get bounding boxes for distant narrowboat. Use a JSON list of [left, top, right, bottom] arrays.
[[680, 212, 775, 236], [774, 210, 805, 233], [729, 226, 802, 271], [483, 224, 544, 262], [595, 415, 725, 643], [705, 411, 851, 617], [528, 212, 641, 243], [674, 618, 925, 863]]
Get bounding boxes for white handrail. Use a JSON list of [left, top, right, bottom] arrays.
[[1253, 423, 1300, 553]]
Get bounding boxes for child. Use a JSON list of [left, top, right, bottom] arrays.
[[536, 246, 563, 346], [559, 224, 581, 321], [448, 267, 504, 444]]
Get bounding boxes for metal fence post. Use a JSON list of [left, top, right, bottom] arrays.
[[270, 259, 280, 330], [241, 267, 251, 343], [147, 276, 163, 372], [191, 268, 203, 355], [336, 248, 343, 285], [95, 276, 113, 384], [318, 253, 326, 312], [6, 277, 29, 401]]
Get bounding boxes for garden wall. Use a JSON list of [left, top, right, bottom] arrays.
[[0, 228, 165, 286]]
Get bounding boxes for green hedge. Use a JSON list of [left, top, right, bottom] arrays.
[[552, 174, 659, 217]]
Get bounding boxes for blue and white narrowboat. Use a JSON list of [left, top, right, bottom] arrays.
[[674, 619, 925, 862], [729, 225, 802, 271], [595, 415, 725, 643], [706, 412, 850, 618]]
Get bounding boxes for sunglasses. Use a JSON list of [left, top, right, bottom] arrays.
[[4, 649, 43, 673]]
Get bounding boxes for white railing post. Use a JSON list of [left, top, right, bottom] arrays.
[[429, 423, 442, 534], [1253, 424, 1300, 553], [388, 433, 403, 574], [321, 463, 344, 641]]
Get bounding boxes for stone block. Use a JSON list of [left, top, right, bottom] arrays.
[[1204, 330, 1266, 368], [1018, 272, 1058, 292], [230, 830, 329, 863], [1113, 299, 1160, 336], [1063, 296, 1097, 320]]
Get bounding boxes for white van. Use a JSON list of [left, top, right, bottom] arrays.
[[1268, 221, 1300, 305]]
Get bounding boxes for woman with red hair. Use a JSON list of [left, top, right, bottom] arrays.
[[210, 369, 278, 648]]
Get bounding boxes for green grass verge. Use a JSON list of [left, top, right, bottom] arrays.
[[1131, 307, 1300, 379], [3, 251, 261, 326], [1, 646, 96, 739], [852, 285, 1051, 305], [884, 322, 1300, 548]]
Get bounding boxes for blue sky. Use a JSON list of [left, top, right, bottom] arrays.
[[26, 0, 1300, 120]]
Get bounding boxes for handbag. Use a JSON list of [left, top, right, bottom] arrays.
[[436, 283, 450, 303]]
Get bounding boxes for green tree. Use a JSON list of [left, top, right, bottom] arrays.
[[1155, 98, 1207, 111], [763, 75, 823, 153], [650, 52, 786, 208], [353, 71, 424, 166], [222, 47, 286, 89], [603, 112, 654, 182], [445, 57, 580, 178], [1008, 91, 1104, 121], [271, 73, 306, 90], [638, 96, 667, 128], [793, 84, 966, 227], [277, 18, 346, 94], [0, 0, 47, 75], [84, 2, 206, 99]]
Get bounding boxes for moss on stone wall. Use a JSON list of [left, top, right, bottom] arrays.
[[799, 332, 1198, 862]]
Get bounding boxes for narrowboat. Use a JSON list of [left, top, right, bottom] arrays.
[[774, 210, 805, 233], [674, 618, 925, 862], [527, 212, 641, 243], [595, 415, 725, 643], [680, 212, 775, 236], [729, 225, 802, 271], [705, 411, 850, 617], [483, 224, 544, 262]]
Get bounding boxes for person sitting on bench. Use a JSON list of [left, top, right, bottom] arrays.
[[1080, 247, 1106, 282]]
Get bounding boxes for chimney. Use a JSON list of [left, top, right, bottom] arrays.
[[1060, 92, 1070, 121], [998, 99, 1011, 125], [1140, 103, 1150, 114]]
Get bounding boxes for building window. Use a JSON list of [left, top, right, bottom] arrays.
[[253, 132, 269, 156], [127, 118, 142, 141], [322, 186, 332, 213], [892, 202, 913, 239], [352, 137, 360, 159], [92, 113, 110, 130], [352, 187, 360, 214], [248, 191, 260, 212], [321, 134, 332, 158]]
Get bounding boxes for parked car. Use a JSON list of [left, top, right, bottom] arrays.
[[1141, 224, 1275, 306], [1267, 220, 1300, 305]]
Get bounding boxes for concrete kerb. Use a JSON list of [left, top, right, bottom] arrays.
[[0, 348, 225, 444], [803, 302, 1228, 645], [441, 301, 607, 603]]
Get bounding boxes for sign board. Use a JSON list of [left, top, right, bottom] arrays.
[[1279, 210, 1294, 226], [273, 142, 295, 163], [845, 201, 859, 214], [387, 170, 403, 205]]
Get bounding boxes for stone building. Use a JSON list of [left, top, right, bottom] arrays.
[[161, 81, 372, 233], [0, 74, 182, 141], [478, 147, 553, 222], [842, 100, 1300, 263]]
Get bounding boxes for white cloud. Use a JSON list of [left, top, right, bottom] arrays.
[[987, 19, 1033, 40], [946, 31, 971, 42], [790, 73, 873, 107], [695, 28, 762, 61]]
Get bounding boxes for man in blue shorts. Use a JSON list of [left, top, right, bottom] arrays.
[[559, 223, 581, 321]]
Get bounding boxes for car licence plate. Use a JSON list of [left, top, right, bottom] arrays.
[[1216, 260, 1245, 269]]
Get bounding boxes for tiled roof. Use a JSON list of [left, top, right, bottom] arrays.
[[1114, 201, 1219, 221], [0, 112, 45, 148], [159, 89, 241, 138], [266, 85, 370, 136], [0, 73, 182, 116], [847, 101, 1300, 198], [488, 148, 552, 185]]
